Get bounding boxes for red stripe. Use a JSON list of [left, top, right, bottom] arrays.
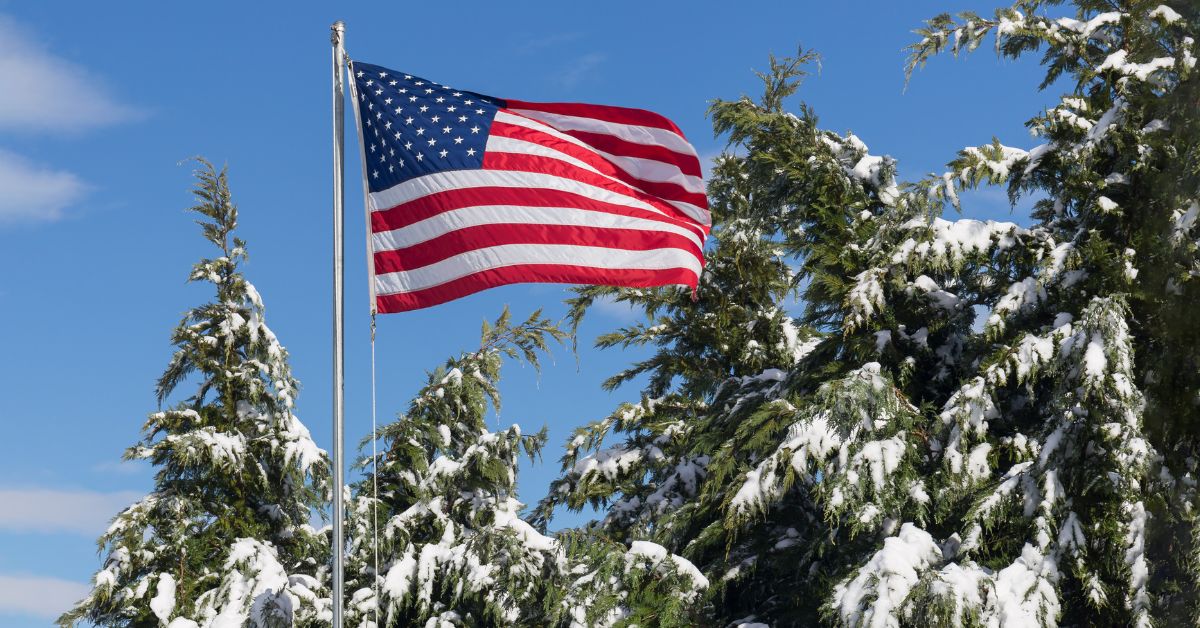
[[490, 121, 707, 209], [370, 186, 707, 239], [482, 152, 704, 225], [373, 223, 703, 274], [504, 99, 686, 137], [376, 265, 698, 313], [559, 128, 702, 177]]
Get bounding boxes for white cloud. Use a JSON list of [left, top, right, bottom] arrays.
[[559, 52, 606, 88], [590, 293, 640, 322], [0, 574, 88, 619], [0, 14, 138, 132], [0, 488, 141, 535], [0, 149, 89, 224]]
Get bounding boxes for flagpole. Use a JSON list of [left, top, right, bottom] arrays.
[[329, 20, 347, 628]]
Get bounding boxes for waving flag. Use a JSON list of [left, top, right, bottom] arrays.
[[350, 61, 710, 313]]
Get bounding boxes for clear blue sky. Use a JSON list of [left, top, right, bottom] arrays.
[[0, 1, 1054, 624]]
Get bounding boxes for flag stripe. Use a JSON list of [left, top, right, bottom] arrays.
[[374, 223, 703, 274], [483, 151, 708, 226], [503, 99, 686, 136], [375, 265, 696, 313], [374, 243, 702, 294], [494, 111, 703, 187], [364, 168, 691, 226], [505, 107, 697, 160], [372, 203, 705, 252], [369, 186, 700, 242], [559, 128, 703, 177], [491, 115, 705, 196], [486, 131, 706, 210]]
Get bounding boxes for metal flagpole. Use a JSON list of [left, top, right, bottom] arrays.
[[329, 19, 347, 628]]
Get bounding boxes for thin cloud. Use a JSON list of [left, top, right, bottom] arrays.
[[0, 150, 89, 225], [590, 293, 640, 322], [0, 13, 139, 132], [559, 52, 606, 88], [0, 487, 141, 535], [514, 32, 581, 56], [0, 574, 89, 619]]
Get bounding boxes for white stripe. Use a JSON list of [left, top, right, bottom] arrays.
[[487, 134, 706, 211], [372, 204, 705, 252], [375, 244, 702, 295], [507, 107, 698, 159], [368, 169, 692, 225], [494, 111, 705, 194]]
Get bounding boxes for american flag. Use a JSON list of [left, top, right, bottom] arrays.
[[350, 61, 710, 313]]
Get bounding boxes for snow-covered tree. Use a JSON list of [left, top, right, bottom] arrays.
[[60, 160, 331, 627], [342, 308, 568, 627], [542, 1, 1200, 625], [343, 309, 709, 627]]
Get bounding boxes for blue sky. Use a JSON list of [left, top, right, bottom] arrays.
[[0, 1, 1056, 624]]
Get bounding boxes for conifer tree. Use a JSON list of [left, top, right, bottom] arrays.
[[343, 309, 708, 627], [542, 1, 1199, 625], [60, 160, 331, 627]]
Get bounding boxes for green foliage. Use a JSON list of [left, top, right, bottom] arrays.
[[60, 160, 330, 627], [543, 1, 1200, 626]]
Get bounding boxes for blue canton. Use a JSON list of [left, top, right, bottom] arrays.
[[351, 62, 504, 194]]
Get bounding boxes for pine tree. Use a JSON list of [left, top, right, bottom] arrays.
[[342, 308, 568, 627], [60, 160, 331, 627], [541, 1, 1199, 625], [343, 309, 709, 627]]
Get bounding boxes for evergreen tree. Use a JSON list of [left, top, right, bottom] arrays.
[[541, 0, 1199, 625], [60, 160, 331, 627], [343, 309, 708, 627]]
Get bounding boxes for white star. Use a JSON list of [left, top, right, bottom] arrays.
[[431, 115, 440, 123], [442, 126, 451, 134], [399, 159, 405, 167], [453, 92, 463, 97], [416, 128, 425, 135], [389, 80, 398, 86], [394, 132, 402, 140], [369, 144, 376, 152], [447, 105, 457, 112], [384, 121, 392, 129], [356, 71, 364, 78], [419, 105, 429, 112], [409, 95, 417, 102], [372, 170, 379, 177], [384, 98, 393, 105], [414, 81, 424, 85], [388, 165, 394, 173], [365, 79, 374, 86], [453, 137, 464, 144], [416, 153, 424, 161], [375, 89, 383, 96], [404, 141, 413, 149], [379, 71, 388, 77], [404, 75, 412, 79], [464, 99, 473, 105], [439, 149, 448, 158], [398, 88, 407, 93], [427, 138, 437, 146], [470, 125, 481, 134], [435, 96, 445, 103], [475, 108, 485, 115], [425, 88, 434, 94], [405, 117, 414, 125], [466, 148, 477, 156], [458, 115, 468, 122], [375, 112, 383, 119]]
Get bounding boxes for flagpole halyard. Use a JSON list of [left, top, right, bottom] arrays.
[[329, 19, 347, 628]]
